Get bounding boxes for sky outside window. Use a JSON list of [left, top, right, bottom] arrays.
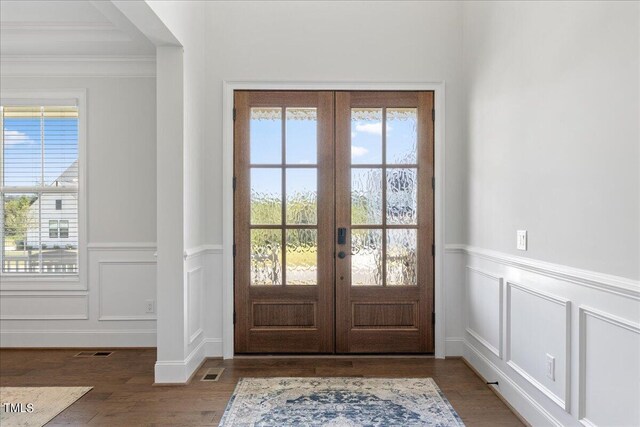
[[3, 114, 79, 187], [249, 109, 417, 194]]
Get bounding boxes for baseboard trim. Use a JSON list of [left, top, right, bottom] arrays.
[[154, 338, 223, 384], [445, 337, 464, 357], [0, 329, 156, 347], [461, 356, 531, 427], [463, 340, 563, 426], [204, 338, 223, 357]]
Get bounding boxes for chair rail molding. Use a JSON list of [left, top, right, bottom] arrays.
[[87, 242, 157, 251], [183, 244, 223, 260], [446, 244, 640, 300]]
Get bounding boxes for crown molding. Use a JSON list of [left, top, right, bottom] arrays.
[[0, 22, 133, 46], [0, 55, 156, 77], [0, 21, 117, 32]]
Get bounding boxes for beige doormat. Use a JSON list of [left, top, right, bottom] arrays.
[[0, 387, 92, 427]]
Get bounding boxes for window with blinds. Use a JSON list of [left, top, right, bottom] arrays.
[[0, 105, 79, 275]]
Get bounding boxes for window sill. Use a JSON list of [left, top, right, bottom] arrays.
[[0, 275, 85, 291]]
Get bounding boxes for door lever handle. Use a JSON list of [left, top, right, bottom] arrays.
[[337, 228, 347, 245]]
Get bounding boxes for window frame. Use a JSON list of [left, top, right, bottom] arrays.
[[0, 89, 87, 291]]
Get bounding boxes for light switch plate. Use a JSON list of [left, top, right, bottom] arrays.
[[517, 230, 527, 251]]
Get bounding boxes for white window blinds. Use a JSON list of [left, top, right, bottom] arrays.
[[1, 105, 79, 274]]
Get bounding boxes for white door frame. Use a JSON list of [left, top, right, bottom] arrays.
[[222, 81, 447, 358]]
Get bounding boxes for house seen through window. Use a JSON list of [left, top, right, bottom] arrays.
[[1, 105, 79, 274]]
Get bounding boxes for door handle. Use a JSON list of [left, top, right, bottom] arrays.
[[337, 228, 347, 245], [337, 251, 347, 259]]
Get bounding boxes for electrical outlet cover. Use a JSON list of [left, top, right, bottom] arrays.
[[145, 299, 155, 314], [517, 230, 527, 251], [546, 353, 555, 381]]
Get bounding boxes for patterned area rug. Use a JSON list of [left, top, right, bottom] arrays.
[[220, 377, 464, 426], [0, 387, 92, 427]]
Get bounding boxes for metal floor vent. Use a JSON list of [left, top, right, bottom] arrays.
[[74, 351, 114, 358], [201, 367, 224, 382]]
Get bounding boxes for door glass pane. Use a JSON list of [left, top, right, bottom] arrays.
[[286, 108, 317, 165], [250, 107, 281, 164], [251, 168, 282, 225], [351, 168, 382, 225], [386, 168, 417, 225], [386, 229, 417, 286], [351, 108, 382, 164], [286, 229, 317, 285], [286, 168, 317, 225], [251, 229, 282, 285], [386, 108, 417, 164], [351, 229, 382, 286]]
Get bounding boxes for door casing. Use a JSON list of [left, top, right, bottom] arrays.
[[221, 81, 446, 358]]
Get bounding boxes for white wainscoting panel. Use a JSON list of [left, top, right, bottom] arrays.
[[506, 282, 571, 411], [98, 261, 157, 321], [579, 307, 640, 427], [466, 266, 503, 358], [0, 243, 157, 348], [0, 294, 88, 320], [451, 244, 639, 426], [187, 267, 204, 344]]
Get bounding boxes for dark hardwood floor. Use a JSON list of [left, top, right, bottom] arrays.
[[0, 349, 524, 426]]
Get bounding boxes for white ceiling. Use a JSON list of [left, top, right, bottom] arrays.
[[0, 0, 155, 56]]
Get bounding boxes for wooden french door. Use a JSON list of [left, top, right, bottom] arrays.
[[234, 90, 434, 354]]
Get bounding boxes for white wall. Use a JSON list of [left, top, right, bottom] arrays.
[[464, 1, 639, 280], [205, 0, 466, 245], [140, 0, 468, 379], [0, 74, 158, 346], [4, 10, 637, 423], [461, 2, 640, 426], [204, 0, 467, 354]]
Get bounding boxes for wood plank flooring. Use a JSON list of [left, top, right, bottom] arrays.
[[0, 349, 524, 426]]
